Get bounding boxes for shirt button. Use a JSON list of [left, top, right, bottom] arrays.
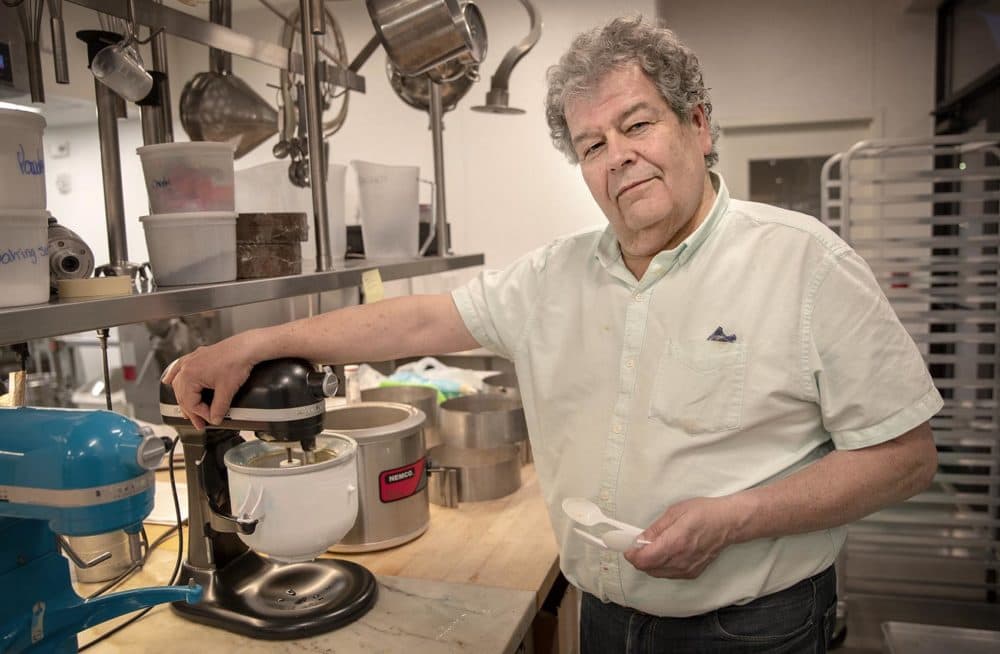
[[613, 424, 623, 434], [625, 358, 635, 368], [633, 294, 644, 302], [600, 490, 610, 500]]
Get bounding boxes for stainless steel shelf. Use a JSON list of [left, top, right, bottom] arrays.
[[0, 255, 483, 346], [67, 0, 366, 91]]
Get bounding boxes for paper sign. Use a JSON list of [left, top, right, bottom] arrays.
[[362, 268, 384, 303]]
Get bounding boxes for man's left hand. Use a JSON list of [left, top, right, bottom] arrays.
[[624, 496, 740, 579]]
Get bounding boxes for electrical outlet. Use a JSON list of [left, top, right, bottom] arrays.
[[56, 173, 71, 194]]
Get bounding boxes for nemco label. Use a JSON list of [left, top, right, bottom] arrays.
[[378, 457, 427, 503]]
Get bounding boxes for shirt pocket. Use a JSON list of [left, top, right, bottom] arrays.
[[648, 339, 748, 434]]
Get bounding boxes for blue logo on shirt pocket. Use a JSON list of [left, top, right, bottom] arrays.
[[648, 339, 747, 434]]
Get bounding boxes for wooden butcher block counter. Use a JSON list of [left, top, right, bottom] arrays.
[[332, 464, 562, 610]]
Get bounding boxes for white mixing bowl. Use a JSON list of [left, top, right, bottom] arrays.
[[224, 434, 358, 563]]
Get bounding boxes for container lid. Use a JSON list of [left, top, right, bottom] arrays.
[[140, 211, 237, 223], [0, 106, 46, 130], [224, 434, 357, 477], [136, 141, 236, 156], [322, 401, 426, 444]]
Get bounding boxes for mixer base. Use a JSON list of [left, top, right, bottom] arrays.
[[171, 551, 378, 639]]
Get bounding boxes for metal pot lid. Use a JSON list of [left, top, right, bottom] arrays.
[[224, 434, 357, 476], [322, 401, 426, 443]]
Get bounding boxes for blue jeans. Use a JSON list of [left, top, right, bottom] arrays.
[[580, 566, 837, 654]]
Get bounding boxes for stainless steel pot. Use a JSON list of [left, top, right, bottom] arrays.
[[482, 372, 520, 401], [361, 385, 440, 447], [427, 443, 521, 505], [322, 401, 428, 552], [366, 0, 486, 77], [481, 372, 531, 464], [439, 394, 527, 449]]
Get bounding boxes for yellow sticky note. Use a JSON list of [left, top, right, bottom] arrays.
[[362, 268, 384, 303]]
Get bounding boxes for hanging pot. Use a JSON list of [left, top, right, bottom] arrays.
[[386, 58, 475, 113], [366, 0, 486, 77]]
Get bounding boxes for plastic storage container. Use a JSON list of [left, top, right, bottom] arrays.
[[137, 142, 235, 213], [140, 211, 237, 286], [0, 209, 50, 307], [351, 160, 419, 259], [0, 108, 46, 209], [235, 161, 347, 262]]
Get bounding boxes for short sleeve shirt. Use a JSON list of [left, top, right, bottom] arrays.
[[451, 173, 942, 617]]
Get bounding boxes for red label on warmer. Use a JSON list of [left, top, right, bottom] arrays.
[[378, 457, 427, 503]]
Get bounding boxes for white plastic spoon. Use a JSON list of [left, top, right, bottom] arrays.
[[572, 527, 651, 552], [562, 497, 643, 534]]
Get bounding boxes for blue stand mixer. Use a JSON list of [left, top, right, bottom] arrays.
[[0, 407, 203, 653]]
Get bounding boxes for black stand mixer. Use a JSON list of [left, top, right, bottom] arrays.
[[159, 358, 377, 639]]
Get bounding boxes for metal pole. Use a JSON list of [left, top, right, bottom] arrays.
[[428, 81, 449, 256], [139, 104, 165, 145], [150, 28, 174, 142], [299, 0, 331, 271], [94, 80, 129, 269]]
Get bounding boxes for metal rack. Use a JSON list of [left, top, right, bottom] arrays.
[[67, 0, 365, 90], [0, 1, 488, 349], [0, 255, 484, 347], [821, 134, 1000, 616]]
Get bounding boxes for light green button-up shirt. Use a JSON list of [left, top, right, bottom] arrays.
[[452, 174, 942, 617]]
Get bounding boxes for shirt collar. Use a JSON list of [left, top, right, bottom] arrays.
[[595, 172, 730, 276]]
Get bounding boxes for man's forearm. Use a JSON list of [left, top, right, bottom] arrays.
[[239, 294, 480, 366], [729, 423, 938, 543]]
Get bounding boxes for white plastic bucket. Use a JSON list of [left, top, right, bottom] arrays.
[[351, 160, 419, 259], [0, 108, 46, 210], [235, 161, 347, 263], [136, 142, 235, 213], [0, 209, 50, 307], [139, 211, 237, 286]]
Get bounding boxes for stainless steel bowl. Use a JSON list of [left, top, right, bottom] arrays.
[[438, 394, 527, 449]]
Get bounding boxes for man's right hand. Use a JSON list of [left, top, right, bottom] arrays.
[[162, 333, 258, 430]]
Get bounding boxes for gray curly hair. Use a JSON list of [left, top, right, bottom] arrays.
[[545, 15, 720, 168]]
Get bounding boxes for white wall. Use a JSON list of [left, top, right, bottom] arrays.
[[656, 0, 936, 198], [31, 0, 934, 292]]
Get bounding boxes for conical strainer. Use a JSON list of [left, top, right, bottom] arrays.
[[179, 0, 277, 159], [180, 72, 278, 158]]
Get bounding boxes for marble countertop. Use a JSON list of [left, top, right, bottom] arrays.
[[78, 549, 535, 654]]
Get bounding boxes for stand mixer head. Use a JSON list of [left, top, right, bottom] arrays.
[[158, 357, 377, 639], [0, 407, 202, 653]]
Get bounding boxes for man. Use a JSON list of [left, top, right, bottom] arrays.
[[167, 16, 941, 653]]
